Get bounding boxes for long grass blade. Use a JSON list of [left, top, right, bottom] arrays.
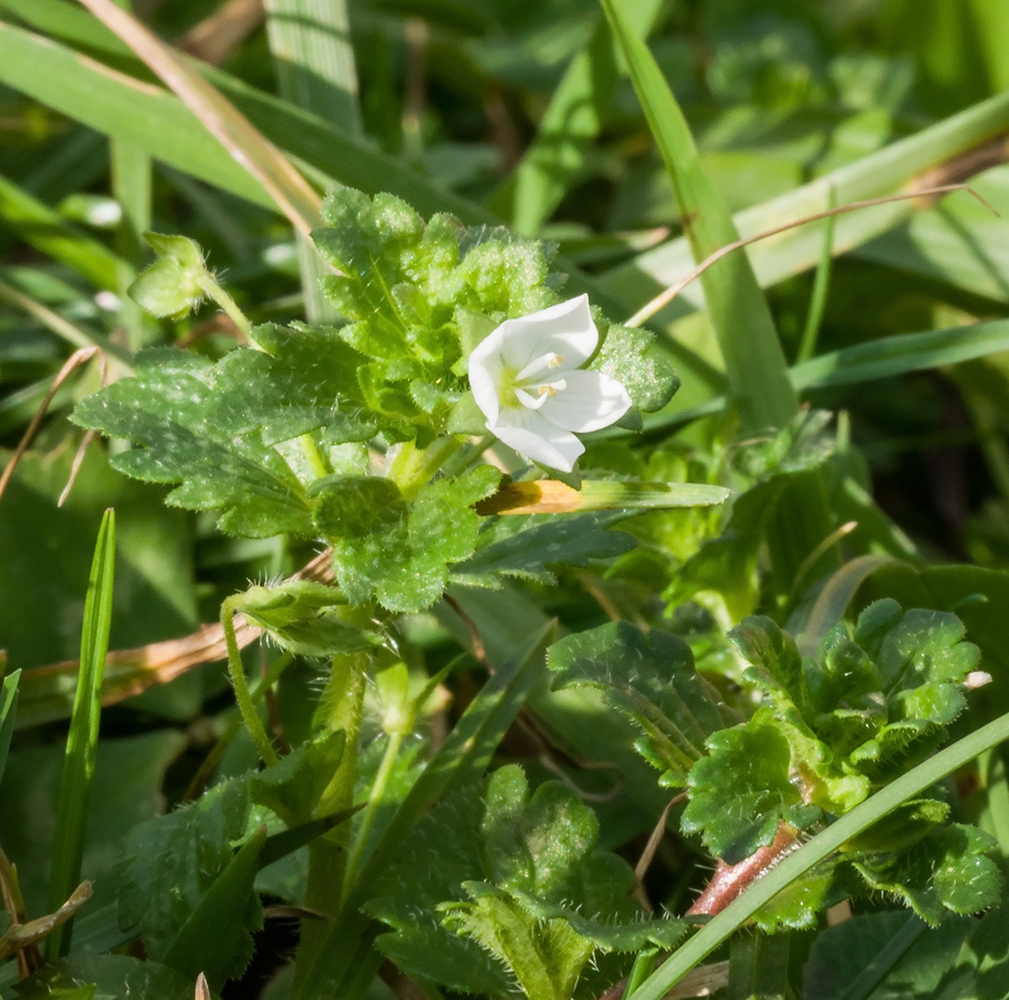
[[0, 667, 20, 786], [600, 96, 1009, 316], [45, 507, 116, 960], [626, 708, 1009, 1000], [641, 317, 1009, 435], [489, 0, 663, 235], [75, 0, 323, 234], [264, 0, 359, 321], [599, 0, 796, 433]]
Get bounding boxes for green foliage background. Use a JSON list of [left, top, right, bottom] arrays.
[[3, 1, 1009, 999]]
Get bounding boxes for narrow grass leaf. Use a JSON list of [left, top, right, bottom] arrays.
[[641, 317, 1009, 434], [0, 667, 20, 786], [45, 507, 116, 961], [599, 0, 797, 433], [264, 0, 360, 321], [626, 709, 1009, 1000], [0, 172, 120, 289]]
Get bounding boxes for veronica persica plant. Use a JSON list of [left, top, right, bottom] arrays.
[[467, 294, 632, 472]]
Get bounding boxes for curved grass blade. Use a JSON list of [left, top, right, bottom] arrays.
[[76, 0, 322, 235], [625, 708, 1009, 1000], [45, 507, 116, 961], [599, 0, 796, 433]]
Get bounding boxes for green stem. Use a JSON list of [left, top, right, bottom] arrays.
[[220, 597, 279, 767], [184, 651, 294, 802], [441, 433, 495, 478], [390, 436, 464, 497], [295, 651, 370, 991], [197, 273, 253, 339], [342, 729, 404, 903]]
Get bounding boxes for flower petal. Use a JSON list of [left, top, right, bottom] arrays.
[[489, 406, 585, 472], [488, 294, 598, 373], [468, 347, 503, 424], [538, 369, 632, 432]]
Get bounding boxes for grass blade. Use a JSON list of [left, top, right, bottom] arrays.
[[45, 507, 116, 961], [0, 667, 20, 786], [76, 0, 323, 234], [626, 708, 1009, 1000], [599, 0, 797, 433], [640, 317, 1009, 435], [0, 171, 120, 289], [265, 0, 360, 322], [600, 94, 1009, 317], [489, 0, 663, 235]]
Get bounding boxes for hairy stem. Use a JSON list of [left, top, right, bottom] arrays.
[[220, 597, 278, 766]]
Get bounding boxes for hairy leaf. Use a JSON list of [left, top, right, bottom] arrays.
[[548, 621, 739, 787], [117, 778, 250, 958], [367, 766, 683, 1000]]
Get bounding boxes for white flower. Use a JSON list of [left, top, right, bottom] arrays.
[[467, 294, 632, 472]]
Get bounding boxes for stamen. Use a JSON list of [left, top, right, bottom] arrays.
[[538, 385, 556, 397], [547, 353, 564, 368]]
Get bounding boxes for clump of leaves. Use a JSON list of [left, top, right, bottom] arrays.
[[72, 188, 679, 615], [548, 600, 1001, 929], [366, 765, 687, 1000]]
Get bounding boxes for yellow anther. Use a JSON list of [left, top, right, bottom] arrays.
[[547, 353, 565, 368]]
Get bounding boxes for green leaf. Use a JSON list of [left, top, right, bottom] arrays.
[[626, 709, 1009, 1000], [548, 621, 739, 787], [293, 623, 553, 1000], [454, 512, 637, 587], [162, 825, 266, 990], [852, 824, 1001, 924], [117, 777, 251, 960], [681, 721, 821, 863], [13, 954, 194, 1000], [325, 465, 501, 613], [599, 0, 796, 433], [932, 902, 1009, 1000], [369, 765, 680, 1000], [47, 509, 115, 960], [590, 321, 679, 414], [0, 171, 121, 290], [72, 348, 315, 538], [862, 604, 980, 726], [250, 729, 347, 827], [802, 911, 973, 1000]]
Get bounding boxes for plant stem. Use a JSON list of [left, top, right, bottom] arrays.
[[220, 596, 278, 767], [295, 650, 369, 991], [197, 272, 253, 339], [342, 729, 404, 902], [390, 436, 463, 497]]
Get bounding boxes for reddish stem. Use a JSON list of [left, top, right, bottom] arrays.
[[687, 823, 799, 917]]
